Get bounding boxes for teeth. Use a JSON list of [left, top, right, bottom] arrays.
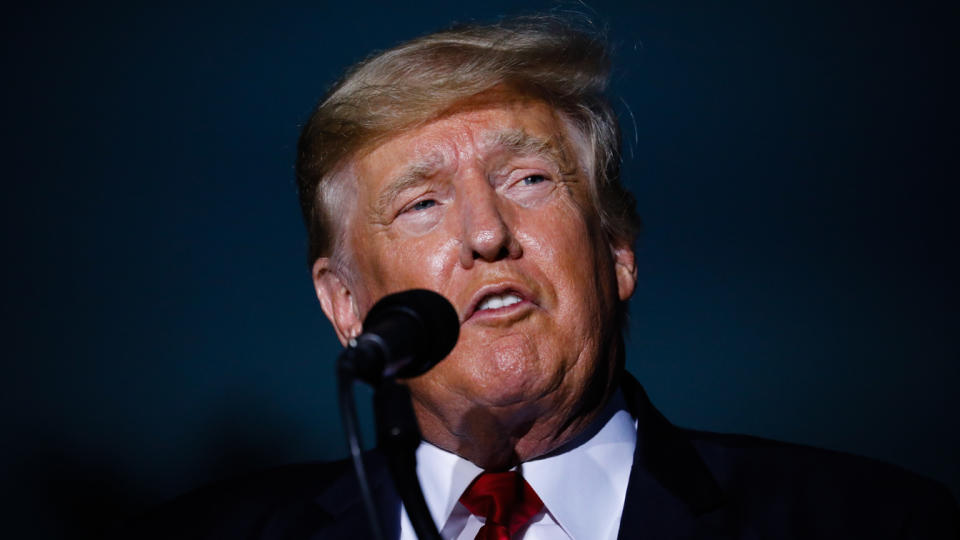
[[477, 293, 522, 312]]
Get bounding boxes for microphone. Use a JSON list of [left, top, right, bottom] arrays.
[[340, 289, 460, 384], [336, 290, 456, 540]]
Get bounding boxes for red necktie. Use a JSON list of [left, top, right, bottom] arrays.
[[458, 471, 544, 540]]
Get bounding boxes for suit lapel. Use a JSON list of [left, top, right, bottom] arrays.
[[618, 374, 735, 539]]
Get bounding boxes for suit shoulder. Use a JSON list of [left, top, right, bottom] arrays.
[[114, 460, 352, 540], [684, 429, 959, 537], [684, 428, 945, 493]]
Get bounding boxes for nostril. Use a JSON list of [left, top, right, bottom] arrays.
[[473, 245, 510, 261]]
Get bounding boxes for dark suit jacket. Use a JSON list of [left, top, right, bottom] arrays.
[[124, 374, 959, 539]]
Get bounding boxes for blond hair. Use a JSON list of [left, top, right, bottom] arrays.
[[296, 16, 640, 265]]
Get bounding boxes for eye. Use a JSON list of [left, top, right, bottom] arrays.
[[407, 199, 437, 212], [522, 174, 548, 185], [504, 171, 555, 207]]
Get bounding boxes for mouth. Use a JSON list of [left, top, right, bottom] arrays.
[[464, 284, 536, 323]]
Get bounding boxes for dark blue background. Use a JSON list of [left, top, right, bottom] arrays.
[[2, 2, 956, 538]]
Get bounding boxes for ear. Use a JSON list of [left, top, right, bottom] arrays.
[[611, 240, 637, 302], [312, 257, 362, 347]]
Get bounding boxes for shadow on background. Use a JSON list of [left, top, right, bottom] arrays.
[[8, 404, 321, 539]]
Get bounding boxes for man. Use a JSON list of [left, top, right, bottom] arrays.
[[128, 16, 957, 539], [302, 16, 638, 538]]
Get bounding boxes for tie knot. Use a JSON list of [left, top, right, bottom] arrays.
[[459, 471, 543, 539]]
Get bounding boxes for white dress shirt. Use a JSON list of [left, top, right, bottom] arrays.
[[398, 390, 637, 540]]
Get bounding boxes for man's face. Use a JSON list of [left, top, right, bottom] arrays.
[[316, 95, 636, 450]]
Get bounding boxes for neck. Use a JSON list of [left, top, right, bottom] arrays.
[[412, 345, 623, 470]]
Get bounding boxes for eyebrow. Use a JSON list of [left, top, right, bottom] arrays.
[[484, 128, 576, 174], [374, 154, 445, 220]]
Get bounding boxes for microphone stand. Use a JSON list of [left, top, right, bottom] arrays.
[[338, 347, 442, 540], [374, 381, 442, 540]]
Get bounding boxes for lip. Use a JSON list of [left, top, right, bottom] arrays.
[[463, 282, 538, 323]]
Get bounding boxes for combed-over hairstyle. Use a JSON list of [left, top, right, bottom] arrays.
[[296, 16, 640, 265]]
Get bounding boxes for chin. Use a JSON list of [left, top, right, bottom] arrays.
[[469, 378, 542, 409], [462, 335, 556, 397]]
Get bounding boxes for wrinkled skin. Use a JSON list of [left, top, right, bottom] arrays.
[[313, 93, 637, 469]]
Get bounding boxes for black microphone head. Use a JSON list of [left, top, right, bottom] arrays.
[[361, 289, 460, 379]]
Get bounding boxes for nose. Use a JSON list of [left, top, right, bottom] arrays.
[[457, 177, 522, 268]]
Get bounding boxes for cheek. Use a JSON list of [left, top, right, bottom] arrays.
[[356, 231, 460, 298], [526, 209, 613, 327], [423, 237, 460, 282], [528, 208, 600, 286]]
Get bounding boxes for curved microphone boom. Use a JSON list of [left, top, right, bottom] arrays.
[[341, 289, 460, 384]]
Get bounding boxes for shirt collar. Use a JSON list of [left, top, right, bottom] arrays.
[[415, 439, 484, 530], [414, 388, 637, 540]]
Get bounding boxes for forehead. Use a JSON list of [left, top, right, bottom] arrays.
[[353, 98, 581, 188]]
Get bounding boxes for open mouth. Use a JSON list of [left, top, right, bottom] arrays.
[[465, 284, 535, 322], [476, 292, 523, 312]]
